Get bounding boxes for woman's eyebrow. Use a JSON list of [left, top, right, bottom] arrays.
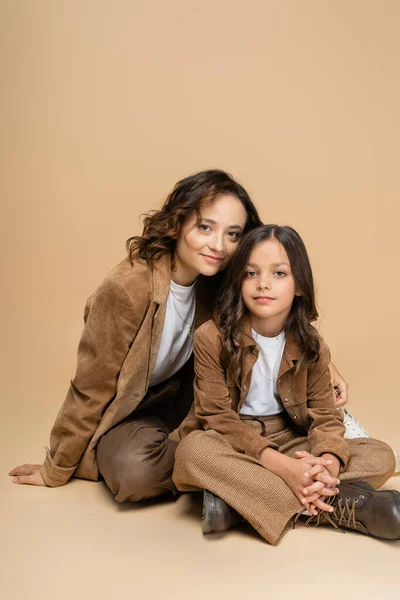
[[201, 218, 244, 230]]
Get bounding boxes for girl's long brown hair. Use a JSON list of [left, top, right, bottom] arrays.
[[126, 169, 262, 264], [216, 225, 320, 379]]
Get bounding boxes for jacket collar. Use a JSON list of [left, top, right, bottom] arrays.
[[152, 253, 173, 304], [239, 313, 302, 362]]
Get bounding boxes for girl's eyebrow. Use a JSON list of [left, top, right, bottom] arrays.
[[271, 262, 290, 267], [247, 261, 290, 268], [201, 218, 244, 230]]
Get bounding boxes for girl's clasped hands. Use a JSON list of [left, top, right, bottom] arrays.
[[293, 450, 341, 515]]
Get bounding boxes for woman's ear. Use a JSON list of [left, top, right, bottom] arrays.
[[295, 288, 303, 297]]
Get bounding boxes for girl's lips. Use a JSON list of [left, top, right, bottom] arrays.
[[201, 254, 224, 264], [253, 296, 275, 303]]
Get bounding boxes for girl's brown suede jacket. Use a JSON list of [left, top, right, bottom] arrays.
[[179, 319, 350, 468]]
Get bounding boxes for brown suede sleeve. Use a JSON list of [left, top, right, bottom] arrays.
[[306, 343, 350, 469], [41, 277, 143, 486], [193, 323, 274, 459]]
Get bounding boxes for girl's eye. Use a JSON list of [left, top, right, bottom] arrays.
[[228, 231, 241, 241], [199, 224, 211, 232], [275, 270, 286, 277], [246, 270, 257, 278]]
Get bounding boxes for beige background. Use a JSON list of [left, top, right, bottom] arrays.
[[1, 2, 399, 599]]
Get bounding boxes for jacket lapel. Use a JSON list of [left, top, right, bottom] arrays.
[[146, 253, 172, 387]]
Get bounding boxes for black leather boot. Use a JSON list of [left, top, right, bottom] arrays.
[[304, 481, 400, 540], [202, 489, 244, 534]]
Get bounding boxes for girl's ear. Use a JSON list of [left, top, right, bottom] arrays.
[[295, 287, 303, 297]]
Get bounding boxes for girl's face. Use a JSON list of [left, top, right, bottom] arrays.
[[241, 238, 301, 333], [173, 194, 247, 285]]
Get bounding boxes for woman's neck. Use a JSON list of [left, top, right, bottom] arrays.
[[171, 259, 198, 286]]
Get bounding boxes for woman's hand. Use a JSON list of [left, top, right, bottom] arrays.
[[9, 464, 46, 486], [328, 361, 348, 407]]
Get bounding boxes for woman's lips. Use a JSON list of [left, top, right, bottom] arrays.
[[201, 254, 224, 264]]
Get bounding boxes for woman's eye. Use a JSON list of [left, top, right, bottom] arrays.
[[199, 224, 211, 232], [246, 270, 257, 278], [275, 270, 286, 277], [228, 231, 240, 241]]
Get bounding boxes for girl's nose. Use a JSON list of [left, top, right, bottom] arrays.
[[257, 278, 271, 290]]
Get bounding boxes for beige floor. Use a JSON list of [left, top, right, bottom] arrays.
[[1, 394, 399, 600]]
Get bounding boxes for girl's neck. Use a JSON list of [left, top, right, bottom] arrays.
[[250, 314, 287, 338]]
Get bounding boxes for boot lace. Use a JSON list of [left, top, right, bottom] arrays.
[[294, 494, 361, 533]]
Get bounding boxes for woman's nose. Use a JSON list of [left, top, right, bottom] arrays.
[[208, 233, 225, 253]]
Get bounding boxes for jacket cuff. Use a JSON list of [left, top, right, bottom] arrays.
[[40, 447, 78, 487], [311, 439, 351, 471], [245, 436, 278, 460]]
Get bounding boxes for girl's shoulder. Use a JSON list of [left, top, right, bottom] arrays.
[[194, 319, 223, 348], [308, 330, 331, 372]]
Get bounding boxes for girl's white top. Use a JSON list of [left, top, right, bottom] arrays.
[[149, 279, 196, 387], [239, 329, 286, 416]]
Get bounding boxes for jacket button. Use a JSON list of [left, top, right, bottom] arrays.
[[284, 398, 289, 403], [244, 385, 247, 391], [293, 415, 297, 419]]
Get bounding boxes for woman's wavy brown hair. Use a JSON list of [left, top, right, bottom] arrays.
[[126, 169, 262, 264], [216, 225, 320, 380]]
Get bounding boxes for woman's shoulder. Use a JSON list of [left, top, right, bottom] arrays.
[[89, 255, 160, 308], [102, 257, 151, 291]]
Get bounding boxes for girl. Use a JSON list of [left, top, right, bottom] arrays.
[[173, 225, 399, 543]]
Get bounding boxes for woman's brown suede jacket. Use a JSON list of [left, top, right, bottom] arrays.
[[41, 253, 213, 487]]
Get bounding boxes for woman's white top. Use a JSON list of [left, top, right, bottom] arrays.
[[239, 329, 286, 416], [149, 279, 196, 387]]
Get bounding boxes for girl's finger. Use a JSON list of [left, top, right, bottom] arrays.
[[303, 481, 324, 495], [317, 486, 339, 497], [295, 451, 333, 467], [313, 496, 335, 513], [302, 492, 319, 504], [314, 472, 341, 486], [305, 456, 333, 467], [304, 464, 324, 478], [299, 496, 318, 516]]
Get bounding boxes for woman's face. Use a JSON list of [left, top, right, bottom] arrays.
[[173, 194, 248, 285]]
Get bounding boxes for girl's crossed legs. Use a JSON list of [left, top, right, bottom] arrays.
[[173, 414, 395, 544]]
